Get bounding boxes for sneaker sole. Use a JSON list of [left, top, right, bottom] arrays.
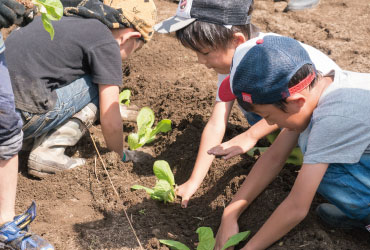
[[286, 1, 320, 11]]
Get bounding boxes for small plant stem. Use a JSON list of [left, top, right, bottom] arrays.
[[88, 132, 144, 250]]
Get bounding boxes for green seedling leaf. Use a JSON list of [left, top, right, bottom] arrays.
[[33, 0, 63, 40], [119, 89, 131, 106], [196, 227, 215, 250], [128, 107, 172, 150], [40, 14, 54, 40], [153, 160, 175, 186], [137, 107, 155, 137], [127, 133, 142, 150], [131, 160, 176, 203], [151, 179, 175, 203], [221, 231, 251, 250], [147, 119, 172, 143], [131, 185, 154, 195], [159, 240, 190, 250]]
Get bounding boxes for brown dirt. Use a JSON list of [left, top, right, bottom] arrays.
[[9, 0, 370, 249]]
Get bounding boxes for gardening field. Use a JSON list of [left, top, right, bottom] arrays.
[[5, 0, 370, 249]]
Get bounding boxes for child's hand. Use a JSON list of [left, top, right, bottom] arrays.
[[176, 180, 200, 208], [208, 131, 258, 160], [215, 216, 240, 250]]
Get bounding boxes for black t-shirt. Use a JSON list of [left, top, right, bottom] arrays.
[[5, 16, 123, 113]]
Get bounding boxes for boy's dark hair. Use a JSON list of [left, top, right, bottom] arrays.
[[175, 3, 257, 52], [238, 64, 319, 112]]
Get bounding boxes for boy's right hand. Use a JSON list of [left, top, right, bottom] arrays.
[[176, 180, 200, 208], [215, 216, 240, 250]]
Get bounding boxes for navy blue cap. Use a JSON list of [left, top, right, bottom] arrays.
[[219, 35, 316, 104]]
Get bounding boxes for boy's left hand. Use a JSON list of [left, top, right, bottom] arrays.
[[208, 132, 258, 160]]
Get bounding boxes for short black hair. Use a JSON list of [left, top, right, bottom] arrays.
[[238, 64, 319, 112], [175, 1, 257, 52]]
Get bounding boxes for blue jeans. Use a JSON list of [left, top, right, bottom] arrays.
[[317, 154, 370, 220], [238, 104, 262, 126], [19, 75, 99, 140], [0, 47, 23, 160]]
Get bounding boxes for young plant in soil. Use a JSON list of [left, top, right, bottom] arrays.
[[131, 160, 176, 203], [32, 0, 63, 40], [119, 89, 131, 106], [160, 227, 250, 250], [128, 107, 171, 150]]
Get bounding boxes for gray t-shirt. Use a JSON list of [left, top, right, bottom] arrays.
[[299, 70, 370, 164], [5, 16, 123, 113]]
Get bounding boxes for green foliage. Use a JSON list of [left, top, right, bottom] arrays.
[[160, 227, 250, 250], [33, 0, 63, 40], [196, 227, 215, 250], [131, 160, 176, 203], [221, 231, 251, 250], [119, 89, 131, 106], [159, 240, 190, 250], [128, 107, 171, 150]]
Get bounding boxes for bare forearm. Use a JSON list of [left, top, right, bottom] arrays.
[[101, 119, 123, 158]]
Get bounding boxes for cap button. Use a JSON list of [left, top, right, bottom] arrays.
[[256, 39, 264, 44]]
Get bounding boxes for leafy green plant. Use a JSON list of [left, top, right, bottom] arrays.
[[131, 160, 176, 203], [119, 89, 131, 106], [159, 227, 250, 250], [128, 107, 171, 150], [33, 0, 63, 40]]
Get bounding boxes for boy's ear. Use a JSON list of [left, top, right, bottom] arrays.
[[232, 32, 247, 47], [286, 94, 306, 110], [117, 29, 141, 46]]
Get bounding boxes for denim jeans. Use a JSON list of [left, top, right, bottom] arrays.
[[317, 154, 370, 220], [238, 104, 262, 126], [18, 75, 99, 140], [0, 46, 23, 159]]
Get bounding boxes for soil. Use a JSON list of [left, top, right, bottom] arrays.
[[5, 0, 370, 249]]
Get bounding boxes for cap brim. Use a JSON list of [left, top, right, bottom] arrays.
[[154, 16, 196, 33], [218, 75, 236, 102]]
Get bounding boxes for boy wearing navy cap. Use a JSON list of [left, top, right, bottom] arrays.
[[216, 35, 370, 249], [155, 0, 341, 209]]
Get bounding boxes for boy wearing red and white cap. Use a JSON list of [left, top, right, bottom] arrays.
[[216, 35, 370, 249], [154, 0, 341, 209]]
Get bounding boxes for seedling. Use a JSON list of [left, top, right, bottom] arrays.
[[159, 227, 250, 250], [33, 0, 63, 40], [119, 89, 131, 106], [131, 160, 176, 203], [128, 107, 171, 150]]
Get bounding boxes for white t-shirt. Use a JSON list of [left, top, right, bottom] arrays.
[[215, 32, 341, 101]]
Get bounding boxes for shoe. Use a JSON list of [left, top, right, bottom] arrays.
[[316, 203, 370, 230], [286, 0, 320, 11], [28, 103, 98, 178], [0, 202, 54, 250]]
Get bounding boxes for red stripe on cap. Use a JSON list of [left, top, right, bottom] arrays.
[[219, 75, 236, 102], [288, 72, 316, 95]]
